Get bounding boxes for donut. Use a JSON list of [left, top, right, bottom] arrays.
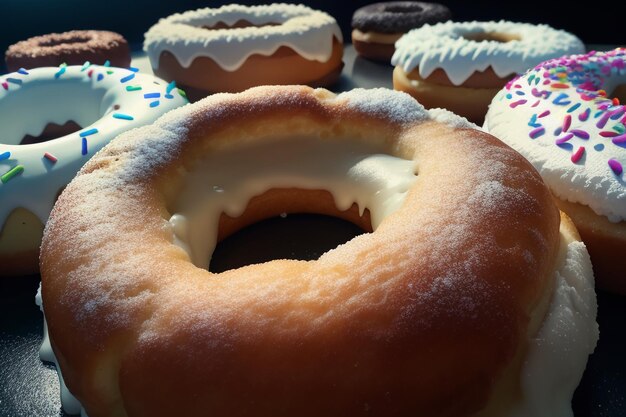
[[143, 4, 344, 101], [485, 48, 626, 294], [39, 86, 597, 416], [391, 21, 585, 124], [0, 64, 187, 276], [351, 1, 451, 62], [5, 30, 131, 72]]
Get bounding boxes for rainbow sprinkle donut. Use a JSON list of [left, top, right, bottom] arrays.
[[0, 64, 188, 275], [485, 48, 626, 293]]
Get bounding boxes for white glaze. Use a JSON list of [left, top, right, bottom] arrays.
[[143, 3, 343, 71], [485, 49, 626, 222], [391, 21, 585, 85], [0, 65, 187, 228]]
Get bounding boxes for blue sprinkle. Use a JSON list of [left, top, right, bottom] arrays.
[[594, 110, 604, 118], [0, 151, 10, 161], [506, 93, 513, 99], [164, 94, 174, 99], [528, 114, 540, 127], [81, 138, 88, 155], [553, 127, 563, 136], [120, 73, 135, 83], [112, 113, 134, 120], [80, 61, 91, 71], [104, 60, 111, 67], [129, 67, 139, 72], [79, 128, 98, 137], [144, 92, 160, 99], [552, 93, 571, 106], [567, 103, 581, 113], [54, 65, 67, 79], [166, 81, 176, 94], [97, 73, 104, 81], [17, 68, 28, 75], [515, 90, 525, 96], [6, 78, 22, 85], [594, 143, 605, 152], [150, 100, 160, 108]]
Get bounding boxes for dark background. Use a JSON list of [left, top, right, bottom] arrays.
[[2, 0, 625, 73]]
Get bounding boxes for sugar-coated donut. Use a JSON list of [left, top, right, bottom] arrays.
[[351, 1, 451, 62], [392, 21, 585, 124], [0, 64, 187, 276], [144, 4, 343, 100], [40, 86, 597, 417], [5, 30, 131, 72], [485, 48, 626, 294]]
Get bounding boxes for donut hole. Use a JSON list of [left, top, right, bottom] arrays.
[[201, 20, 280, 30], [383, 4, 424, 13], [462, 32, 521, 43], [19, 121, 82, 145], [38, 35, 91, 47]]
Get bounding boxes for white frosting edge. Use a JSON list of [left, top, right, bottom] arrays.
[[143, 3, 343, 71], [391, 21, 585, 85]]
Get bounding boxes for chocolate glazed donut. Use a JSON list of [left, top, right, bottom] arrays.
[[351, 2, 451, 62], [5, 30, 131, 71]]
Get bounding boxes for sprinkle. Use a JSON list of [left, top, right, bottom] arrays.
[[166, 81, 176, 94], [531, 100, 540, 107], [567, 103, 581, 113], [529, 127, 545, 139], [1, 165, 24, 183], [164, 94, 174, 99], [79, 128, 98, 137], [600, 131, 619, 137], [608, 159, 623, 175], [150, 100, 160, 108], [81, 138, 88, 155], [112, 112, 134, 120], [87, 69, 93, 78], [613, 98, 621, 106], [515, 90, 525, 96], [552, 93, 571, 105], [596, 114, 611, 129], [54, 64, 67, 79], [506, 93, 513, 99], [126, 85, 142, 91], [104, 60, 111, 67], [571, 147, 585, 163], [579, 108, 591, 121], [7, 78, 22, 85], [555, 133, 574, 144], [571, 129, 590, 139], [120, 73, 135, 83], [562, 114, 572, 132], [129, 67, 139, 72], [0, 151, 10, 161], [97, 73, 104, 82], [538, 110, 551, 118], [611, 134, 626, 145], [144, 92, 160, 99], [528, 114, 540, 127], [80, 61, 91, 71], [106, 70, 114, 75], [1, 82, 8, 90], [551, 83, 569, 89], [43, 152, 57, 163], [594, 143, 605, 151], [610, 107, 625, 120], [178, 88, 187, 98]]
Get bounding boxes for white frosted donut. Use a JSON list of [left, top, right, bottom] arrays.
[[143, 4, 344, 98], [485, 48, 626, 293], [40, 86, 597, 416], [391, 20, 585, 123], [0, 64, 187, 275]]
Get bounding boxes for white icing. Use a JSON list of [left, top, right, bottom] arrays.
[[391, 21, 585, 85], [143, 3, 343, 71], [484, 49, 626, 222], [0, 65, 187, 227]]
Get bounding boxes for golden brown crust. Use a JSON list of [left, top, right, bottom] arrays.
[[41, 86, 561, 417], [554, 198, 626, 294], [153, 38, 343, 99]]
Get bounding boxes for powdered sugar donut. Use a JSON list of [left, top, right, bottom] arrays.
[[392, 21, 585, 123], [0, 64, 187, 276], [144, 4, 343, 100], [485, 48, 626, 294], [40, 86, 596, 416]]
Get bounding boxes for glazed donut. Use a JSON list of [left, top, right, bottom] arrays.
[[40, 86, 597, 417], [0, 64, 187, 276], [5, 30, 131, 72], [351, 2, 451, 62], [485, 48, 626, 294], [392, 21, 585, 124], [144, 4, 343, 101]]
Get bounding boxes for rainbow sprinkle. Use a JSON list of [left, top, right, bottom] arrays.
[[81, 138, 88, 155], [113, 113, 134, 120], [1, 165, 24, 183], [126, 85, 142, 92], [17, 68, 28, 75], [0, 151, 10, 161], [44, 152, 58, 163], [571, 146, 585, 163], [54, 63, 67, 79], [120, 73, 135, 83], [79, 128, 98, 137], [608, 159, 623, 175]]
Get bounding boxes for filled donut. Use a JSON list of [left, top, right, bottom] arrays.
[[144, 4, 343, 100], [392, 21, 585, 124], [351, 1, 451, 62], [0, 64, 187, 276], [5, 30, 131, 72], [485, 48, 626, 294], [40, 86, 597, 416]]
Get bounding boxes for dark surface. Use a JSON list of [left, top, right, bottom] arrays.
[[0, 213, 625, 416]]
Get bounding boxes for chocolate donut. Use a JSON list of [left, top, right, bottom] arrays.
[[5, 30, 131, 72], [351, 2, 451, 62]]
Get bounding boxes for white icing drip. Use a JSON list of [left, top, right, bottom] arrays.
[[0, 65, 187, 227], [169, 137, 417, 268], [391, 21, 585, 85], [143, 4, 343, 71]]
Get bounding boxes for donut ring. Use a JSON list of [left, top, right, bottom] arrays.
[[0, 64, 187, 276], [351, 1, 451, 62], [5, 30, 131, 72], [40, 86, 597, 416], [392, 21, 585, 123], [144, 4, 343, 100], [485, 48, 626, 294]]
